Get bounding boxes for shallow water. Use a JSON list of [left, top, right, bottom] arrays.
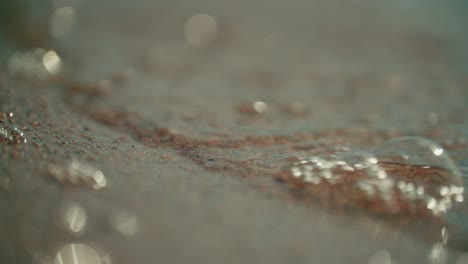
[[1, 0, 468, 263]]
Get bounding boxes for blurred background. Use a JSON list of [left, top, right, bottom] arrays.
[[1, 1, 468, 264]]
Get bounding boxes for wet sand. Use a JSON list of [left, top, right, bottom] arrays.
[[1, 1, 468, 263]]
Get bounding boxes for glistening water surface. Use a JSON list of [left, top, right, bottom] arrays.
[[1, 0, 468, 263]]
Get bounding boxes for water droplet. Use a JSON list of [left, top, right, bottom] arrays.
[[54, 244, 107, 264], [48, 159, 107, 190], [184, 14, 218, 47], [110, 210, 138, 237], [433, 148, 444, 156], [368, 250, 392, 264], [61, 201, 87, 235], [43, 50, 63, 75], [253, 101, 268, 114]]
